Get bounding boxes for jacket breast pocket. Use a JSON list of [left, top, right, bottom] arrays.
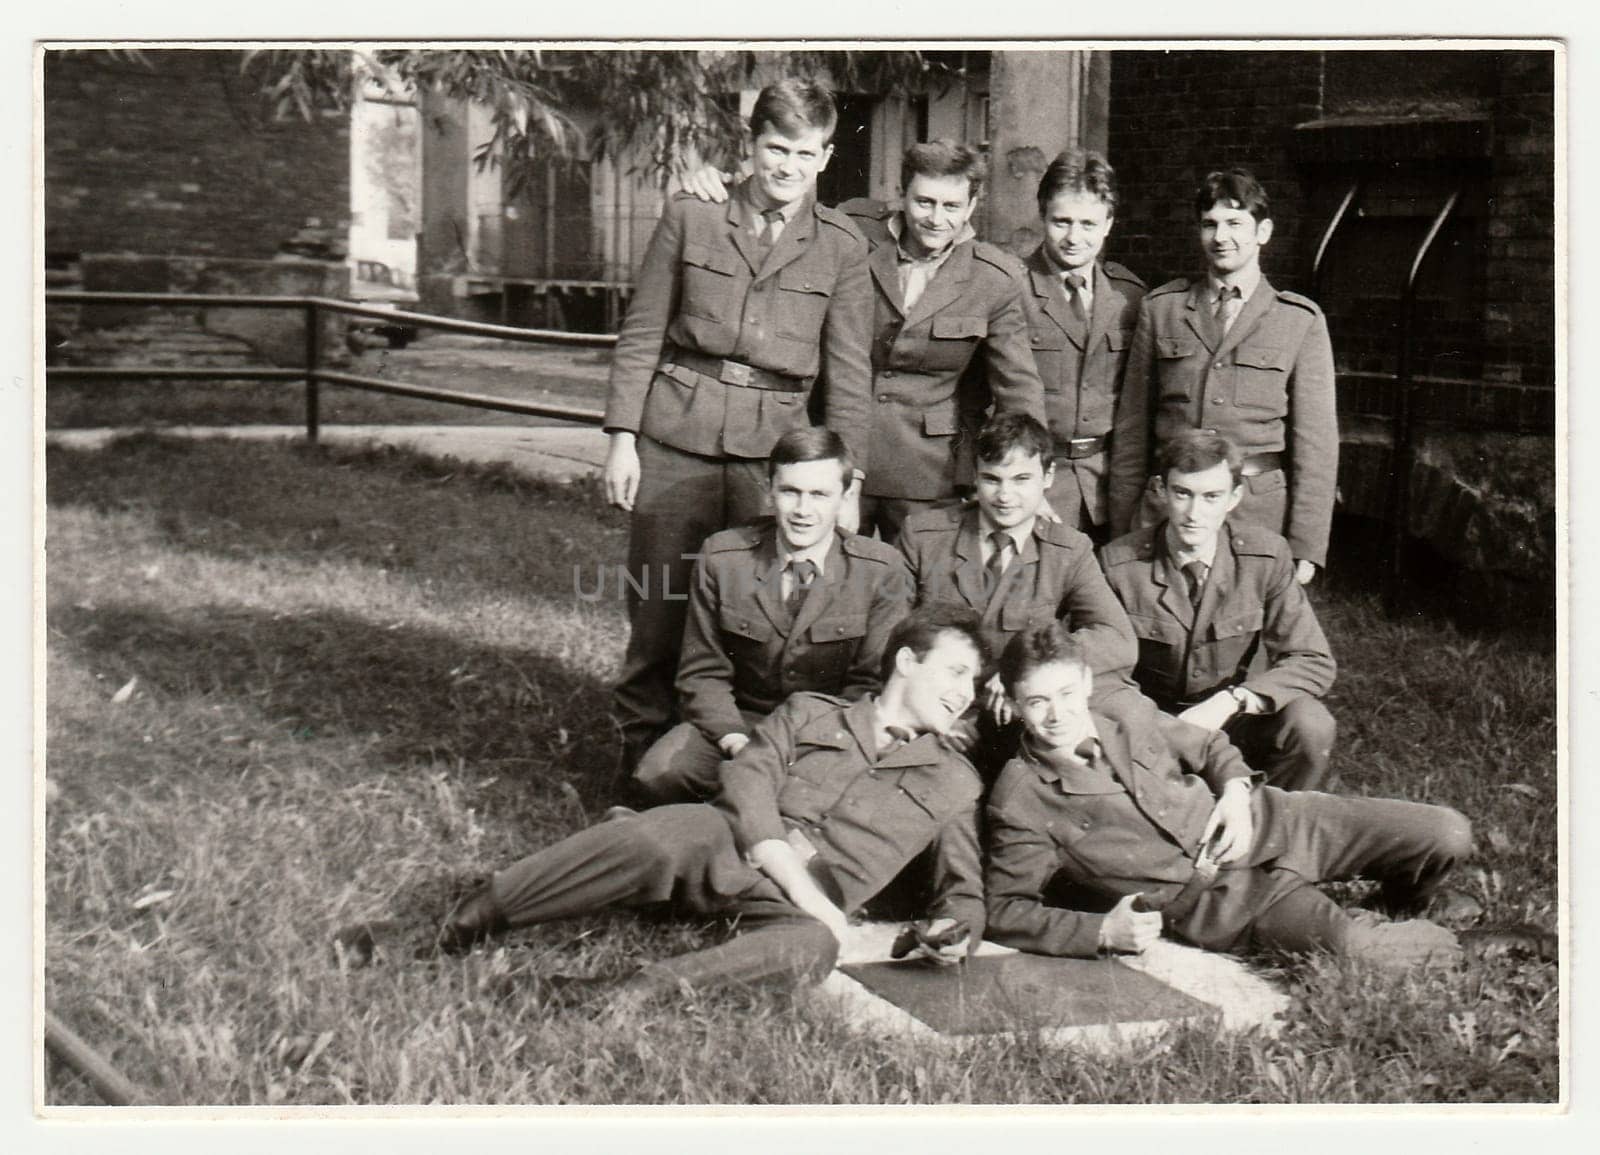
[[804, 614, 870, 682], [1206, 608, 1264, 670], [1155, 336, 1200, 401], [924, 314, 988, 372], [719, 606, 777, 648], [681, 242, 742, 323], [1231, 344, 1291, 415], [775, 266, 834, 339], [923, 404, 960, 437]]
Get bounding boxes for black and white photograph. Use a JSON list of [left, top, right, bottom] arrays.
[[30, 28, 1567, 1124]]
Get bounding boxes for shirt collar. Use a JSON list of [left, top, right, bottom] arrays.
[[1023, 729, 1123, 794], [1207, 263, 1262, 304], [742, 181, 808, 229], [887, 211, 975, 265], [778, 532, 834, 577], [1162, 521, 1219, 571], [978, 511, 1038, 557]]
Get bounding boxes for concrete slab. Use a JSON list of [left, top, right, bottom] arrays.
[[45, 424, 609, 484], [816, 923, 1289, 1050]]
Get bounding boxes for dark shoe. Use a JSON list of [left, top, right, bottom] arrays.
[[1425, 889, 1486, 929], [1460, 923, 1558, 963], [436, 887, 507, 955]]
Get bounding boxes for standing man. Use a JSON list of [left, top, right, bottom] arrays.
[[985, 624, 1471, 969], [1107, 168, 1337, 584], [602, 79, 875, 766], [371, 608, 990, 1004], [1102, 430, 1337, 792], [634, 428, 913, 803], [839, 141, 1047, 542], [1019, 148, 1146, 541]]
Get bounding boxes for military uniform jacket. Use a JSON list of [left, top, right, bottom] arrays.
[[676, 520, 914, 743], [895, 504, 1136, 677], [1106, 275, 1338, 565], [603, 185, 875, 471], [1020, 249, 1146, 527], [986, 697, 1301, 958], [838, 199, 1047, 501], [716, 693, 985, 938], [1100, 521, 1336, 711]]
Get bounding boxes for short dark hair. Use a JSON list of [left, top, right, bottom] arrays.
[[1195, 168, 1270, 223], [880, 605, 988, 686], [1157, 428, 1243, 487], [998, 623, 1089, 695], [975, 412, 1054, 469], [767, 426, 854, 490], [1036, 147, 1119, 217], [749, 79, 838, 145], [902, 139, 988, 200]]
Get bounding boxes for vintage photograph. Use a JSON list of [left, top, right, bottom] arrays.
[[38, 41, 1560, 1109]]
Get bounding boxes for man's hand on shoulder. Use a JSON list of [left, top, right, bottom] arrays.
[[678, 164, 735, 203], [1294, 559, 1318, 586], [718, 733, 751, 758], [983, 672, 1014, 726]]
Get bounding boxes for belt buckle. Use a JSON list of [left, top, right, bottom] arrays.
[[721, 359, 752, 387]]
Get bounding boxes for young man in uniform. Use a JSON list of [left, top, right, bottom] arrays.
[[681, 140, 1048, 544], [1019, 148, 1146, 542], [836, 141, 1047, 542], [984, 624, 1473, 969], [633, 428, 913, 803], [362, 608, 990, 1004], [1102, 429, 1337, 791], [1107, 168, 1337, 585], [602, 78, 875, 767], [896, 413, 1135, 775]]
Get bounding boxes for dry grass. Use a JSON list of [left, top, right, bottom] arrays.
[[43, 435, 1560, 1106]]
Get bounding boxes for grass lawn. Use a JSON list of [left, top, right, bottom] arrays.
[[43, 435, 1560, 1106]]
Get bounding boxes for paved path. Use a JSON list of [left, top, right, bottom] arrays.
[[46, 424, 610, 484]]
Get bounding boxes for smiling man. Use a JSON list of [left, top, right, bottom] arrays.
[[633, 428, 912, 803], [1106, 168, 1337, 584], [1102, 429, 1336, 791], [602, 78, 875, 772], [984, 623, 1473, 970], [838, 142, 1047, 541], [1019, 148, 1147, 541], [387, 607, 990, 1005]]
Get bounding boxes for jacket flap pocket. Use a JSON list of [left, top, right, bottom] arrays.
[[923, 407, 960, 435], [1156, 336, 1197, 359], [792, 713, 855, 752], [1030, 328, 1067, 351], [1105, 328, 1133, 351], [1234, 343, 1288, 371], [1210, 609, 1265, 640], [809, 614, 868, 644], [777, 266, 832, 295], [1127, 611, 1187, 645], [683, 241, 739, 276], [931, 315, 988, 339], [1000, 599, 1050, 631], [719, 606, 775, 642]]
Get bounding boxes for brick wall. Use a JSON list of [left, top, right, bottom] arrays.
[[45, 49, 351, 261]]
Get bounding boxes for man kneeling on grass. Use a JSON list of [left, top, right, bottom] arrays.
[[984, 622, 1475, 968], [340, 606, 987, 1003]]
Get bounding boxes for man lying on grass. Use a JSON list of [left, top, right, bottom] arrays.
[[984, 621, 1477, 968], [337, 606, 987, 1002]]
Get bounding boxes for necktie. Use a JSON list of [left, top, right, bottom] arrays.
[[757, 208, 784, 255], [880, 724, 916, 755], [1064, 271, 1089, 327], [1214, 285, 1243, 334], [785, 558, 817, 619], [986, 530, 1014, 588], [1183, 560, 1209, 611]]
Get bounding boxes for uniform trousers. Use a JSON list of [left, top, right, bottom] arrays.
[[632, 708, 763, 803], [488, 804, 838, 992], [1171, 790, 1473, 955], [1044, 458, 1110, 545], [613, 437, 770, 754], [1222, 696, 1337, 792]]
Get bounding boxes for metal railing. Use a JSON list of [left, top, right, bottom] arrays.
[[45, 291, 614, 440]]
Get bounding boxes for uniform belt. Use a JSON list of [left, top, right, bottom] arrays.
[[664, 347, 807, 393], [1053, 435, 1107, 461], [1133, 856, 1220, 927], [1239, 452, 1284, 477]]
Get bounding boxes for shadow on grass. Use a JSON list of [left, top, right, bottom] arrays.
[[51, 600, 624, 807]]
